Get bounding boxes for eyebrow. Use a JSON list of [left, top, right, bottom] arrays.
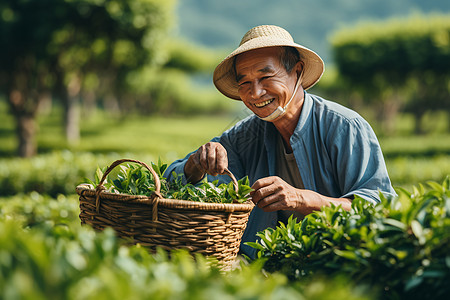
[[236, 66, 275, 83]]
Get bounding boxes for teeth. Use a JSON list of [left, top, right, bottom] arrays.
[[254, 99, 274, 107]]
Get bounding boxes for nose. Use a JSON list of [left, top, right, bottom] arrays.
[[250, 81, 265, 99]]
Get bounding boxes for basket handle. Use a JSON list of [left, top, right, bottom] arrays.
[[95, 159, 162, 216], [223, 168, 241, 203]]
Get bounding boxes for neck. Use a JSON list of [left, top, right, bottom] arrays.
[[273, 90, 305, 151]]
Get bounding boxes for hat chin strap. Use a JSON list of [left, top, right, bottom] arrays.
[[259, 72, 303, 122]]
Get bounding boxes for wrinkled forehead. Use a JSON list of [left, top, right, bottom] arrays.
[[233, 47, 284, 77]]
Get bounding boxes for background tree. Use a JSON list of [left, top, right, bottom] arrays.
[[176, 0, 450, 64], [123, 38, 226, 115], [330, 14, 450, 134], [0, 0, 174, 156]]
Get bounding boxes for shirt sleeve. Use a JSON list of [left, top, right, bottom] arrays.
[[329, 117, 396, 204], [163, 153, 191, 185]]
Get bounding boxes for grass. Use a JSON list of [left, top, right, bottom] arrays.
[[386, 155, 450, 189], [42, 112, 241, 162], [0, 101, 247, 161], [380, 134, 450, 158]]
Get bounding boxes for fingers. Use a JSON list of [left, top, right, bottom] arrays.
[[251, 176, 275, 192], [251, 177, 279, 209], [197, 144, 208, 170], [216, 146, 228, 175], [251, 177, 299, 212], [195, 142, 228, 176]]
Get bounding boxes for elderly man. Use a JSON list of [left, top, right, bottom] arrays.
[[164, 25, 395, 258]]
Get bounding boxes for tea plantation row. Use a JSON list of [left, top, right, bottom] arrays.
[[0, 192, 368, 300], [1, 150, 449, 197], [1, 178, 448, 299]]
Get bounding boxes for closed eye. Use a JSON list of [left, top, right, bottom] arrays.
[[238, 81, 250, 86]]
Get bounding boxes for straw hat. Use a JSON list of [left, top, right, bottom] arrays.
[[213, 25, 325, 100]]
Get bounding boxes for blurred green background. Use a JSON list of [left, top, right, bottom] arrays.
[[0, 0, 449, 195]]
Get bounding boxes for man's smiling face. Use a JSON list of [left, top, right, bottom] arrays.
[[235, 47, 299, 120]]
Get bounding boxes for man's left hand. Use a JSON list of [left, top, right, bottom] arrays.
[[250, 176, 353, 215], [250, 176, 303, 212]]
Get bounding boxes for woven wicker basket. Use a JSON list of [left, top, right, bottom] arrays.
[[77, 159, 254, 270]]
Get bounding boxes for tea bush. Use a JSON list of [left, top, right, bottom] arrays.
[[0, 192, 79, 228], [2, 150, 449, 197], [249, 177, 450, 299], [0, 194, 369, 300], [0, 151, 152, 197]]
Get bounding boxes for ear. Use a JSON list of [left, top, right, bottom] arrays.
[[295, 61, 304, 78]]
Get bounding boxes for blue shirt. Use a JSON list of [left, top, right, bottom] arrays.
[[164, 92, 395, 258]]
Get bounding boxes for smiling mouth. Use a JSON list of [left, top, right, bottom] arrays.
[[254, 98, 274, 108]]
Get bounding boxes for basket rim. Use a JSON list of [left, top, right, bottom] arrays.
[[76, 184, 254, 212]]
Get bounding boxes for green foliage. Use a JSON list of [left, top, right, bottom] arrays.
[[120, 37, 230, 115], [89, 161, 253, 204], [35, 107, 235, 158], [0, 192, 79, 229], [0, 193, 369, 300], [248, 177, 450, 299], [0, 0, 174, 87], [166, 173, 253, 204], [330, 14, 450, 132], [124, 67, 232, 115], [386, 155, 450, 187], [0, 151, 123, 197], [163, 39, 221, 73], [0, 0, 175, 156], [331, 14, 450, 82]]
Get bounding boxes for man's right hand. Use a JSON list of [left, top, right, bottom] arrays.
[[184, 142, 228, 183]]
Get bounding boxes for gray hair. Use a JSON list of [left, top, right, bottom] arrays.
[[281, 46, 300, 73]]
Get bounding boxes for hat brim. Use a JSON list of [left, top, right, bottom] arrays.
[[213, 37, 324, 100]]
